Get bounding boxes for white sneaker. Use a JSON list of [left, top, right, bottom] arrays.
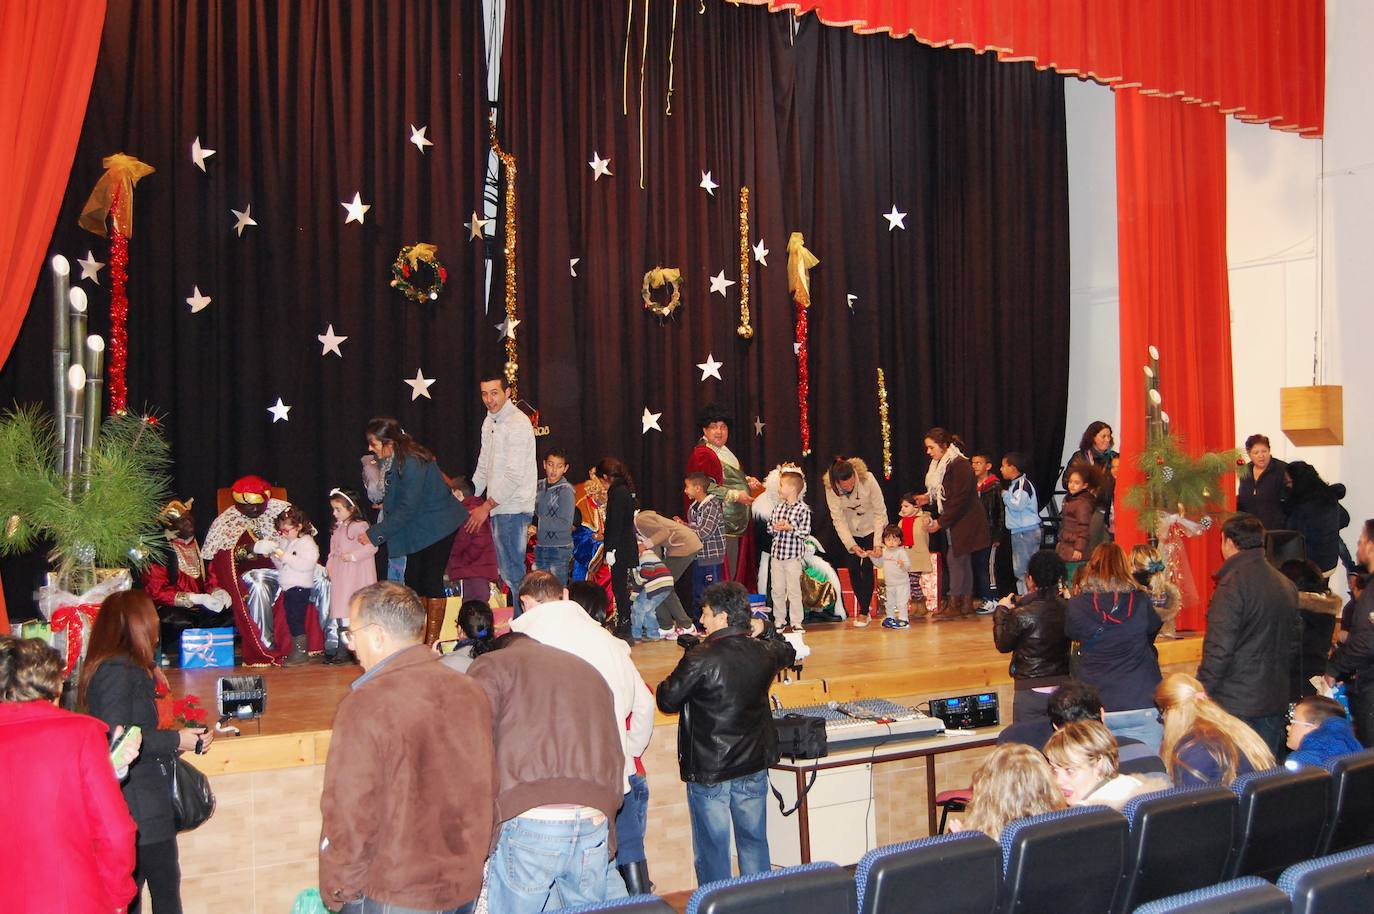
[[659, 629, 678, 641], [853, 616, 870, 628]]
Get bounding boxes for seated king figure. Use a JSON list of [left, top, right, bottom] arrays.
[[201, 475, 290, 666]]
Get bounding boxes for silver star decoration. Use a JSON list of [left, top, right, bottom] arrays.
[[318, 324, 348, 357], [409, 124, 433, 154], [185, 286, 211, 314], [883, 204, 907, 231], [752, 239, 769, 266], [709, 270, 735, 297], [700, 170, 719, 196], [465, 211, 490, 240], [231, 205, 257, 237], [76, 250, 104, 284], [588, 151, 612, 181], [267, 398, 291, 422], [793, 342, 802, 356], [405, 369, 436, 401], [341, 192, 371, 225], [697, 353, 723, 381], [641, 407, 663, 434], [496, 317, 521, 340], [754, 416, 766, 437], [846, 293, 858, 312], [569, 258, 580, 278], [190, 136, 216, 172]]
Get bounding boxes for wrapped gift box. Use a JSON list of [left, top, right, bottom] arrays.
[[180, 627, 235, 668]]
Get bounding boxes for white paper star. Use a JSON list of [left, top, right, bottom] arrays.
[[569, 258, 580, 278], [405, 369, 436, 401], [793, 342, 802, 356], [752, 239, 769, 266], [465, 211, 490, 240], [267, 398, 291, 422], [231, 205, 257, 237], [341, 192, 371, 225], [846, 293, 858, 311], [697, 353, 724, 381], [190, 136, 216, 172], [700, 171, 719, 196], [883, 204, 907, 231], [709, 270, 736, 297], [641, 407, 663, 434], [589, 151, 612, 181], [754, 416, 766, 437], [409, 124, 433, 154], [76, 251, 104, 284], [318, 324, 348, 357], [496, 317, 521, 340], [185, 286, 211, 314]]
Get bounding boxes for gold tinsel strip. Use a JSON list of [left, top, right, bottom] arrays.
[[638, 0, 649, 189], [666, 0, 679, 115], [490, 117, 519, 398], [877, 367, 892, 480], [736, 186, 752, 339]]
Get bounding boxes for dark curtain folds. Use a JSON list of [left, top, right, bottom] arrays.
[[0, 0, 489, 559], [501, 0, 1070, 545]]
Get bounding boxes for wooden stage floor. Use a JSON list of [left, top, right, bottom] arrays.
[[166, 615, 1205, 739]]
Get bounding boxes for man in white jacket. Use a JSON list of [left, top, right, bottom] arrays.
[[510, 570, 656, 895], [468, 374, 538, 601]]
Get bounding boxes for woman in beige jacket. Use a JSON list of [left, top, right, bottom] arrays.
[[823, 457, 888, 627]]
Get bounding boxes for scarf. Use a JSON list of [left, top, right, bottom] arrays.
[[924, 444, 966, 512]]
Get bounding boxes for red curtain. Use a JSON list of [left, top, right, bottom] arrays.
[[741, 0, 1325, 135], [1114, 88, 1236, 632], [0, 0, 106, 632]]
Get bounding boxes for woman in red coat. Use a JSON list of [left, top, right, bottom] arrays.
[[0, 635, 138, 913]]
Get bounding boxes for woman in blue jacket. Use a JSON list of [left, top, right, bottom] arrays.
[[362, 417, 467, 643]]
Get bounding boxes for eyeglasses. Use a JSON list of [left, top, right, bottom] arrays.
[[340, 623, 379, 647], [1287, 718, 1317, 730]]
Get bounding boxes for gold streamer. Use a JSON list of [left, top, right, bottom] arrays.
[[622, 0, 633, 116], [736, 187, 752, 339], [79, 153, 155, 237], [489, 116, 520, 398], [878, 368, 893, 480], [785, 232, 820, 307], [666, 0, 678, 115], [638, 0, 649, 189]]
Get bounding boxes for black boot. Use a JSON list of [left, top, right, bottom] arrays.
[[286, 634, 307, 666], [617, 861, 652, 896]]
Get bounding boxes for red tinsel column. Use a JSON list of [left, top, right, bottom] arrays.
[[78, 153, 155, 414], [785, 232, 819, 455]]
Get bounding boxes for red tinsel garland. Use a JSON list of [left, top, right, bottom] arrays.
[[795, 297, 811, 455], [108, 186, 130, 412]]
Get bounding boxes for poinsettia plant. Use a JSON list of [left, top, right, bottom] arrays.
[[156, 693, 209, 729]]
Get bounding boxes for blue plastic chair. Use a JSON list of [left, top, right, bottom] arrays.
[[1227, 765, 1331, 880], [1114, 785, 1237, 913], [554, 895, 677, 914], [1279, 843, 1374, 914], [687, 861, 857, 914], [1131, 876, 1290, 913], [996, 805, 1127, 914], [854, 832, 999, 914]]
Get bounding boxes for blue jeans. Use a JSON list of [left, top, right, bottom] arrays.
[[1010, 529, 1040, 593], [488, 813, 611, 914], [491, 513, 534, 600], [691, 561, 723, 623], [386, 555, 407, 582], [341, 899, 473, 914], [685, 769, 771, 886], [614, 774, 649, 865], [1105, 708, 1164, 753], [632, 590, 670, 640], [534, 543, 573, 585]]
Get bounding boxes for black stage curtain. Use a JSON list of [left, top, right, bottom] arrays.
[[1, 0, 1068, 596], [501, 1, 1070, 547]]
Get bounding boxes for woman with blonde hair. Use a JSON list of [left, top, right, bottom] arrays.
[[1044, 720, 1153, 810], [949, 743, 1066, 840], [1155, 673, 1275, 787], [1066, 543, 1165, 748]]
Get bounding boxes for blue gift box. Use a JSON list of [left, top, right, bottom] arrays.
[[180, 627, 235, 668]]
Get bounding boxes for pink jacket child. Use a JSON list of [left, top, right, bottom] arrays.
[[327, 518, 378, 619]]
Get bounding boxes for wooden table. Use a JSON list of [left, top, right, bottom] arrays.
[[770, 728, 1001, 863]]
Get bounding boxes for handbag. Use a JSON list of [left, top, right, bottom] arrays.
[[170, 755, 217, 832], [774, 713, 828, 760]]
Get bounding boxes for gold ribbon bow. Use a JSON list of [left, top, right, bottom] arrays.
[[647, 266, 681, 287], [79, 153, 155, 237], [786, 232, 820, 308], [404, 243, 438, 268]]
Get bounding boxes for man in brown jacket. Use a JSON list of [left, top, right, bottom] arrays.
[[319, 582, 495, 914], [470, 631, 626, 914]]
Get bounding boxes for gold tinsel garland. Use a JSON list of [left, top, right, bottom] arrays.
[[489, 117, 519, 397], [877, 367, 892, 480], [737, 186, 752, 339]]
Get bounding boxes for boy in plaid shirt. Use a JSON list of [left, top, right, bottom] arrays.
[[769, 465, 812, 632], [684, 472, 726, 623]]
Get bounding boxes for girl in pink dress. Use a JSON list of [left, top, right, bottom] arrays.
[[325, 488, 377, 663]]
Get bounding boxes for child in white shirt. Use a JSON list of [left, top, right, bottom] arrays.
[[874, 524, 911, 629], [253, 504, 319, 664]]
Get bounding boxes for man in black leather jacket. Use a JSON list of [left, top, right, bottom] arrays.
[[656, 581, 795, 886], [1197, 513, 1300, 757]]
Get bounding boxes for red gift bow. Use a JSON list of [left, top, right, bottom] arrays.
[[50, 603, 100, 678]]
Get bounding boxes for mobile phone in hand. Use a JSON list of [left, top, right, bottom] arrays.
[[110, 724, 141, 769]]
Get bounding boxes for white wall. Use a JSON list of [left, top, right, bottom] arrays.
[[1063, 77, 1120, 472]]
